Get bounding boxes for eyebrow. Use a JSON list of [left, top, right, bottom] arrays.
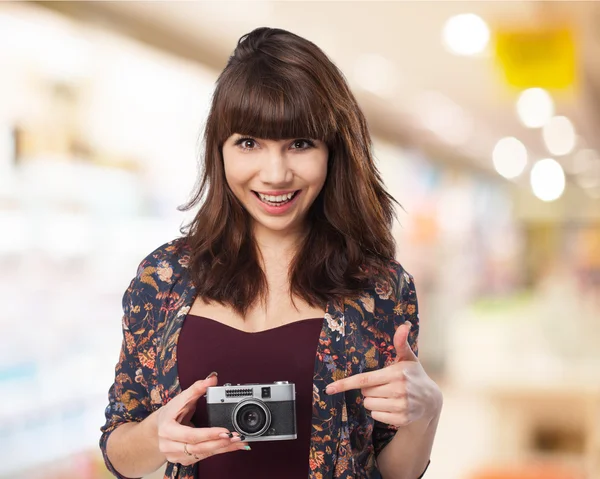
[[232, 135, 318, 142]]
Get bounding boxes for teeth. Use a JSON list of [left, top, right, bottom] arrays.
[[258, 192, 295, 202]]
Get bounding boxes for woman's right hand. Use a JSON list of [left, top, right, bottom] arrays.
[[156, 373, 249, 466]]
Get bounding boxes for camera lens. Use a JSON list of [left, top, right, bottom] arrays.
[[232, 400, 271, 436], [241, 408, 263, 429]]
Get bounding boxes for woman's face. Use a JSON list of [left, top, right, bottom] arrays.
[[222, 134, 328, 237]]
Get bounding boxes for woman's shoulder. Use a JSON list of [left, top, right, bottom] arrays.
[[363, 257, 413, 301], [129, 236, 193, 298], [387, 258, 414, 290]]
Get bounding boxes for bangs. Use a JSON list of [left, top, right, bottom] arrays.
[[215, 66, 337, 144]]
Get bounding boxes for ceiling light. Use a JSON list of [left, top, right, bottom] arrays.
[[442, 13, 490, 56], [516, 88, 554, 128], [530, 158, 565, 202], [492, 137, 528, 179]]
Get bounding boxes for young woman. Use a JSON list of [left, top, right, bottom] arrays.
[[100, 27, 442, 479]]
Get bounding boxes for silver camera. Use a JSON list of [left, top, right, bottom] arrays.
[[206, 381, 297, 442]]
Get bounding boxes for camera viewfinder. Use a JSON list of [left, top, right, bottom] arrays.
[[261, 387, 271, 398]]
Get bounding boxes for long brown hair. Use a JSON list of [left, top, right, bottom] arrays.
[[180, 27, 400, 316]]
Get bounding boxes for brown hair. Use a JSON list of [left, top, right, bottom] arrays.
[[180, 27, 400, 316]]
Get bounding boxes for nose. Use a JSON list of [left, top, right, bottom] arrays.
[[259, 150, 293, 185]]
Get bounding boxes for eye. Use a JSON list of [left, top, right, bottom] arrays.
[[291, 139, 316, 150], [235, 137, 257, 151], [233, 137, 316, 152]]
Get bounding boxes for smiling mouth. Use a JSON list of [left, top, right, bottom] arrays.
[[252, 190, 300, 206]]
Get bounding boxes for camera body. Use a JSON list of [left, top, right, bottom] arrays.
[[206, 381, 297, 442]]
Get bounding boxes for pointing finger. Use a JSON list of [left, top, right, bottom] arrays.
[[325, 367, 396, 395]]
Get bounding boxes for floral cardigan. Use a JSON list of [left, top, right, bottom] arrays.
[[100, 238, 421, 479]]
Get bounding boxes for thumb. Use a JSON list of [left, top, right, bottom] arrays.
[[393, 322, 418, 363]]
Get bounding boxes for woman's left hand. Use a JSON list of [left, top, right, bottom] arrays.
[[324, 322, 442, 427]]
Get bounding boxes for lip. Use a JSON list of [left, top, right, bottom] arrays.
[[253, 190, 299, 196], [252, 190, 301, 215]]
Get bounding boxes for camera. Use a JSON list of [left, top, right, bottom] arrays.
[[206, 381, 297, 442]]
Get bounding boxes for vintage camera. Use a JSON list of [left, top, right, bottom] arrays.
[[206, 381, 297, 442]]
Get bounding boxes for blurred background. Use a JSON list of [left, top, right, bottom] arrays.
[[1, 1, 599, 478]]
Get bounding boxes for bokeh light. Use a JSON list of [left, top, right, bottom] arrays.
[[543, 116, 576, 156], [530, 158, 566, 202], [516, 88, 555, 128], [492, 137, 528, 179], [442, 13, 490, 56]]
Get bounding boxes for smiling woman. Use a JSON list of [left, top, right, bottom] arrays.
[[180, 26, 399, 318], [100, 26, 441, 479]]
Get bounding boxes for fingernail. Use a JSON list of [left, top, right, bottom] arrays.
[[239, 435, 246, 441], [219, 433, 230, 439], [405, 322, 412, 331], [205, 371, 218, 379], [227, 432, 234, 438], [242, 445, 251, 451]]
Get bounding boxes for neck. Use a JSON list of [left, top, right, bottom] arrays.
[[252, 222, 308, 265]]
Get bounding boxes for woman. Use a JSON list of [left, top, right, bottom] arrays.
[[100, 27, 442, 479]]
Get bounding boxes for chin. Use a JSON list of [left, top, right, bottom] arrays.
[[256, 218, 297, 232], [250, 212, 300, 232]]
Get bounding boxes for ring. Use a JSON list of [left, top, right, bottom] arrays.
[[183, 443, 193, 456]]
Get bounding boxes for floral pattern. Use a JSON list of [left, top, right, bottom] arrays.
[[100, 238, 420, 479]]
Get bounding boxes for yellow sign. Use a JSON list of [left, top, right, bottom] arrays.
[[495, 27, 576, 89]]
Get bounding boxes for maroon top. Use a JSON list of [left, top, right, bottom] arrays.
[[177, 314, 324, 479]]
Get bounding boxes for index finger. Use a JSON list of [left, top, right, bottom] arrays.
[[167, 377, 217, 415], [325, 367, 393, 394]]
